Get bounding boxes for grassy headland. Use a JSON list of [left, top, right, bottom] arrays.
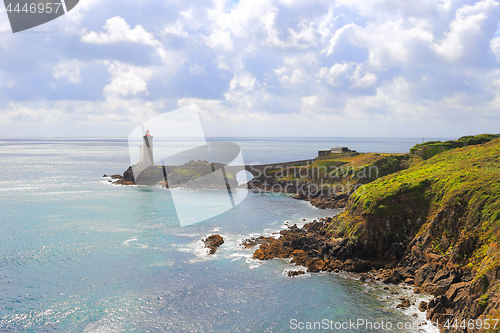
[[337, 138, 500, 273], [249, 135, 500, 331]]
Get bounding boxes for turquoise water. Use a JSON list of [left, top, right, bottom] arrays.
[[0, 138, 436, 332]]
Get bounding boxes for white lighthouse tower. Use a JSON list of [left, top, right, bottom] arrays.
[[138, 129, 154, 169]]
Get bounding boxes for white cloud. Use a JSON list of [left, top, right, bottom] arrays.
[[216, 56, 231, 71], [316, 62, 376, 88], [325, 23, 357, 56], [490, 36, 500, 60], [53, 60, 81, 84], [288, 17, 318, 49], [335, 0, 443, 18], [326, 20, 434, 67], [180, 8, 193, 20], [163, 22, 189, 38], [81, 16, 160, 46], [261, 7, 319, 50], [434, 0, 499, 61], [208, 0, 274, 37], [274, 54, 318, 87], [317, 62, 353, 86], [2, 0, 500, 138], [189, 63, 207, 75], [204, 29, 233, 52], [225, 71, 257, 105], [103, 62, 153, 97], [349, 65, 377, 88]]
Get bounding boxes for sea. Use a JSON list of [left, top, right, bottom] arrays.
[[0, 138, 445, 333]]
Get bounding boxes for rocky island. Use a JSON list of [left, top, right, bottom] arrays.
[[106, 160, 238, 189]]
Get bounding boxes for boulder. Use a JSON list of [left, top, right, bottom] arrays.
[[419, 301, 428, 312], [203, 234, 224, 255], [396, 298, 411, 309], [445, 281, 468, 300], [287, 270, 305, 277]]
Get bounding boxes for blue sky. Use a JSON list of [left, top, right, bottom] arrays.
[[0, 0, 499, 137]]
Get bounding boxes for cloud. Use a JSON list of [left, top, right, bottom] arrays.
[[492, 37, 500, 60], [1, 0, 500, 138], [317, 62, 353, 86], [163, 22, 189, 38], [204, 29, 233, 52], [81, 16, 160, 46], [103, 62, 153, 97], [349, 65, 377, 88], [326, 20, 434, 68], [189, 63, 207, 75], [434, 0, 500, 62], [261, 7, 319, 49], [274, 54, 318, 88], [53, 60, 81, 84]]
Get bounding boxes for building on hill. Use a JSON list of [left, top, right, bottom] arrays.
[[318, 147, 356, 157]]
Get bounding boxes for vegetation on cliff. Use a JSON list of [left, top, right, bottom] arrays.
[[339, 138, 500, 271], [326, 138, 500, 329], [260, 152, 417, 185], [249, 136, 500, 331], [410, 134, 500, 160]]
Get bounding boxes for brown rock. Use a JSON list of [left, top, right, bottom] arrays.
[[424, 252, 441, 263], [414, 263, 433, 286], [429, 275, 458, 296], [307, 259, 326, 273], [431, 269, 450, 284], [396, 298, 411, 309], [405, 278, 415, 285], [287, 270, 305, 277], [445, 281, 468, 300], [419, 301, 428, 312], [203, 234, 224, 255]]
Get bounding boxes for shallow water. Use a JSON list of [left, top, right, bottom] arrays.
[[0, 138, 438, 332]]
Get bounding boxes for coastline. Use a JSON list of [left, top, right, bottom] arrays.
[[107, 135, 500, 333], [243, 137, 500, 333], [243, 218, 479, 333]]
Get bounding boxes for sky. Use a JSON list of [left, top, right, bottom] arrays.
[[0, 0, 499, 138]]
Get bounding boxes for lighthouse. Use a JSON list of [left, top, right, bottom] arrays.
[[138, 129, 154, 168]]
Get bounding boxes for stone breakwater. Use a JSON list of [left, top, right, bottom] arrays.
[[243, 219, 500, 333]]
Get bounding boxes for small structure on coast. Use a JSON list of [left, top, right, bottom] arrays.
[[318, 147, 356, 157], [137, 129, 154, 169]]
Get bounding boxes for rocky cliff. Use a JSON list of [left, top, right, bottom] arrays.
[[249, 138, 500, 332]]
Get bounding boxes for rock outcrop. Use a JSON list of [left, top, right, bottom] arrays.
[[108, 160, 238, 188], [203, 234, 224, 255]]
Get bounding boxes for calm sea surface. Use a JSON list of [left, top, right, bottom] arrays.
[[0, 138, 442, 332]]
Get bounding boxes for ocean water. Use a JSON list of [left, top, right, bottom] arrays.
[[0, 138, 439, 332]]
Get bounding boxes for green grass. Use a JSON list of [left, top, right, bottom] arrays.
[[334, 138, 500, 274], [259, 153, 418, 188], [410, 134, 500, 159]]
